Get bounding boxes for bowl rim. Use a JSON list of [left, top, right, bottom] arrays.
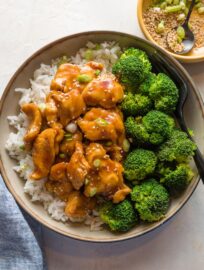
[[137, 0, 204, 63], [0, 30, 203, 242]]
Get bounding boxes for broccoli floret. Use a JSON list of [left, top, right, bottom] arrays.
[[121, 48, 152, 72], [112, 48, 152, 90], [142, 110, 175, 144], [125, 117, 150, 145], [138, 73, 157, 96], [131, 179, 170, 222], [99, 200, 138, 232], [149, 73, 179, 113], [124, 149, 157, 181], [158, 163, 194, 195], [125, 111, 175, 146], [121, 93, 153, 116], [158, 129, 196, 163]]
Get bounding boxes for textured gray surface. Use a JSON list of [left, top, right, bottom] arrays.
[[0, 0, 204, 269]]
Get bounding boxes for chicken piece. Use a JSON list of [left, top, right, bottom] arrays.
[[65, 191, 95, 222], [49, 162, 68, 182], [66, 142, 90, 190], [82, 75, 124, 109], [45, 162, 74, 201], [52, 90, 86, 127], [78, 108, 125, 145], [104, 144, 124, 162], [84, 158, 131, 203], [45, 91, 60, 127], [21, 103, 42, 149], [60, 131, 82, 156], [51, 62, 103, 92], [31, 128, 57, 180], [51, 64, 80, 92], [85, 143, 107, 165]]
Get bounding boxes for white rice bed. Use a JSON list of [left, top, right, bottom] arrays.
[[5, 42, 122, 230]]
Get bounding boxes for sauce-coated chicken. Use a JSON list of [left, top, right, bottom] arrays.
[[65, 191, 95, 221], [31, 129, 57, 180], [82, 75, 124, 109], [51, 62, 103, 92], [21, 103, 42, 149], [60, 131, 82, 156], [78, 108, 125, 145], [45, 162, 73, 201], [66, 142, 90, 190], [45, 90, 86, 127], [84, 143, 131, 203]]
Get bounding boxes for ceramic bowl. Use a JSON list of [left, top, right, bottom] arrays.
[[137, 0, 204, 63], [0, 31, 203, 242]]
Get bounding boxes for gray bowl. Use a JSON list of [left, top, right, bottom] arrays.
[[0, 31, 203, 242]]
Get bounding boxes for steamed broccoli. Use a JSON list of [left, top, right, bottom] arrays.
[[158, 163, 194, 195], [158, 129, 196, 163], [99, 199, 138, 232], [125, 111, 175, 146], [124, 149, 157, 181], [148, 73, 179, 113], [142, 110, 175, 144], [121, 93, 153, 116], [125, 116, 150, 145], [112, 48, 151, 90], [131, 179, 170, 222], [138, 73, 157, 96]]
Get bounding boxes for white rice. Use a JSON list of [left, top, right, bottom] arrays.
[[5, 42, 122, 230]]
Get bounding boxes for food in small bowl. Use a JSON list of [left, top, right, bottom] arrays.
[[138, 0, 204, 62], [0, 32, 203, 242]]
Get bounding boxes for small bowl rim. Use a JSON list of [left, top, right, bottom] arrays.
[[0, 30, 203, 242], [137, 0, 204, 63]]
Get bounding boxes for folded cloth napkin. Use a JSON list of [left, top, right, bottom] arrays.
[[0, 178, 46, 270]]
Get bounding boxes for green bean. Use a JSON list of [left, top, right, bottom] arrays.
[[177, 26, 185, 39]]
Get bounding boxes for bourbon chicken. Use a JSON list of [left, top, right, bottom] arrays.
[[25, 60, 131, 222]]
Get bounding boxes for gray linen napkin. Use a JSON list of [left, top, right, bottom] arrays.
[[0, 178, 46, 270]]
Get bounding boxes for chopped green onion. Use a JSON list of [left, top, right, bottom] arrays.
[[177, 25, 185, 39], [64, 133, 73, 141], [198, 7, 204, 14], [173, 0, 180, 4], [122, 139, 130, 152], [105, 141, 112, 146], [20, 164, 27, 171], [85, 178, 90, 185], [95, 118, 108, 126], [89, 187, 97, 197], [188, 129, 194, 137], [93, 159, 101, 168], [195, 2, 203, 8], [166, 0, 173, 4], [77, 74, 92, 83], [156, 20, 165, 34], [95, 69, 101, 76], [19, 145, 25, 150], [177, 13, 185, 21], [160, 2, 167, 9], [59, 153, 66, 158], [165, 5, 182, 13], [85, 49, 93, 60]]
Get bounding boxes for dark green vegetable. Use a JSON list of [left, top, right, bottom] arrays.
[[138, 73, 157, 96], [131, 179, 170, 222], [158, 163, 194, 195], [124, 149, 157, 181], [112, 48, 151, 90], [121, 93, 153, 116], [149, 73, 179, 113], [99, 200, 138, 232], [158, 129, 196, 163]]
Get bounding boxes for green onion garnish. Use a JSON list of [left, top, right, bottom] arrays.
[[93, 159, 101, 168], [95, 118, 108, 126], [59, 153, 66, 158], [77, 74, 92, 83], [95, 69, 101, 76], [89, 187, 97, 197]]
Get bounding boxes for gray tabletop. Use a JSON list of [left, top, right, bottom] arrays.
[[0, 0, 204, 269]]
